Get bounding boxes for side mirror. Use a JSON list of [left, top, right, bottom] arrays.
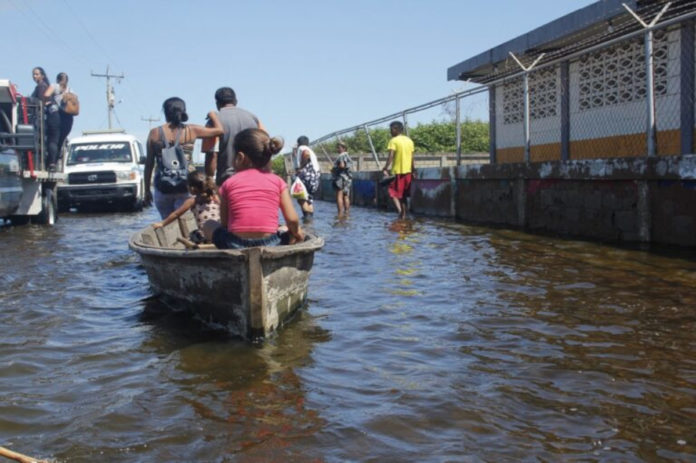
[[139, 155, 146, 165]]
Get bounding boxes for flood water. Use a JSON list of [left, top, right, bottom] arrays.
[[1, 200, 695, 462]]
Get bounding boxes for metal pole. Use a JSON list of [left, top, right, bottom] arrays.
[[509, 52, 545, 164], [92, 66, 124, 130], [39, 101, 44, 169], [319, 143, 333, 164], [363, 125, 381, 169], [402, 112, 410, 136], [622, 2, 671, 157], [107, 79, 112, 129], [455, 95, 462, 166], [141, 116, 160, 129], [646, 29, 657, 156], [523, 72, 531, 162]]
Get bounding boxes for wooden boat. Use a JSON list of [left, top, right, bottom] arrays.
[[129, 211, 324, 340]]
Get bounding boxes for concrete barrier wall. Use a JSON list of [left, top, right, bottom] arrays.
[[318, 155, 696, 247]]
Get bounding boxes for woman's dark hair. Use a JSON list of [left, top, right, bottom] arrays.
[[33, 67, 49, 85], [162, 97, 189, 127], [234, 129, 284, 168], [56, 72, 68, 84], [187, 171, 217, 202], [297, 135, 309, 146]]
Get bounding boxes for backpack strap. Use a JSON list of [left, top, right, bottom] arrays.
[[158, 126, 170, 148], [159, 126, 182, 148]]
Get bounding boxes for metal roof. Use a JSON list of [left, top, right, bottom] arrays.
[[447, 0, 694, 84]]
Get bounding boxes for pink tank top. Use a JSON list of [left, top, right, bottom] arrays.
[[218, 169, 287, 234]]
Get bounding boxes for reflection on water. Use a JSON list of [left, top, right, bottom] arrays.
[[0, 202, 695, 462]]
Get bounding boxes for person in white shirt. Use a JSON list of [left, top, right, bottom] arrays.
[[293, 135, 320, 219]]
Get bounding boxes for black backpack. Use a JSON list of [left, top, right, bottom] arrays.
[[155, 126, 188, 193]]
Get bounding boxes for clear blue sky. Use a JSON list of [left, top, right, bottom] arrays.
[[2, 0, 595, 151]]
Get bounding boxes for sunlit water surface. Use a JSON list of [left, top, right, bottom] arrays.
[[1, 201, 695, 462]]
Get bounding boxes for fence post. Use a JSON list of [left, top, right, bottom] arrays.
[[681, 19, 695, 154], [363, 125, 381, 169], [509, 52, 545, 163], [523, 72, 531, 162], [489, 86, 497, 164], [623, 2, 671, 157], [319, 143, 333, 164], [455, 95, 462, 166], [646, 28, 657, 156]]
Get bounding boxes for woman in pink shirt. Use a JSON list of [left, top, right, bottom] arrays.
[[204, 128, 304, 249]]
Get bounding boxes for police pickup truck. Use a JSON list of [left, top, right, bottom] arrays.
[[58, 130, 146, 212]]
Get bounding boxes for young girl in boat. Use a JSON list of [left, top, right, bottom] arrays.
[[202, 128, 304, 249], [152, 171, 220, 243]]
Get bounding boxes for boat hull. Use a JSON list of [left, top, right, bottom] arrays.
[[129, 214, 323, 340]]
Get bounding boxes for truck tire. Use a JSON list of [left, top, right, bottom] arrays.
[[34, 188, 58, 225]]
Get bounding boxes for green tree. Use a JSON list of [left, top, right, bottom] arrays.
[[271, 155, 286, 177], [314, 119, 488, 155]]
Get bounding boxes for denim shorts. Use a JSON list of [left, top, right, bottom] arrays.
[[212, 228, 290, 249]]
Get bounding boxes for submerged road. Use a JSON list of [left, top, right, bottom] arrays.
[[1, 201, 695, 462]]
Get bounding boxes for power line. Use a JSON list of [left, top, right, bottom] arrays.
[[59, 0, 151, 117], [13, 0, 91, 68]]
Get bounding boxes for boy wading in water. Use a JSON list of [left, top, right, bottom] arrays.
[[382, 121, 415, 219]]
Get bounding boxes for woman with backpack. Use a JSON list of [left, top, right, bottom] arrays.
[[144, 97, 223, 219]]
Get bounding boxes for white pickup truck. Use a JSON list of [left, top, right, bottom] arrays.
[[58, 130, 146, 212]]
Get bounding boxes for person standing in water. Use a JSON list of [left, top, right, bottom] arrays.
[[382, 121, 414, 220], [331, 141, 352, 215], [293, 135, 320, 219]]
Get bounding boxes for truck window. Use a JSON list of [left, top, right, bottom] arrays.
[[67, 143, 133, 165]]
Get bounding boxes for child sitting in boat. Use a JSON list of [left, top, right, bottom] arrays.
[[202, 128, 304, 249], [152, 171, 220, 243]]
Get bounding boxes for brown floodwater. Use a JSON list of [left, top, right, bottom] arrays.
[[0, 200, 694, 462]]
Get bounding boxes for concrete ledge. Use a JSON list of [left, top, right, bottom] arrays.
[[318, 155, 696, 246]]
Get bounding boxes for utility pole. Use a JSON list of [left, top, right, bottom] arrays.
[[141, 116, 160, 129], [91, 66, 124, 129]]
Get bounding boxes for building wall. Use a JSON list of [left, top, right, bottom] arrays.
[[494, 25, 689, 163]]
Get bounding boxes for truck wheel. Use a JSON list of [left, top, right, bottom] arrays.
[[34, 188, 57, 225]]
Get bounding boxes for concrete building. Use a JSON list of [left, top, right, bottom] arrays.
[[447, 0, 696, 163]]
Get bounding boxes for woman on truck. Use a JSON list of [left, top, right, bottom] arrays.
[[31, 66, 60, 171], [54, 72, 76, 155]]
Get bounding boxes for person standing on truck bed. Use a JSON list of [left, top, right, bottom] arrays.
[[31, 66, 60, 171], [54, 72, 76, 157]]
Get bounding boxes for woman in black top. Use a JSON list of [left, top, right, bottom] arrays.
[[31, 66, 60, 170]]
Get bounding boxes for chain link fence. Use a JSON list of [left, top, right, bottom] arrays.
[[300, 2, 696, 172], [290, 86, 490, 173]]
